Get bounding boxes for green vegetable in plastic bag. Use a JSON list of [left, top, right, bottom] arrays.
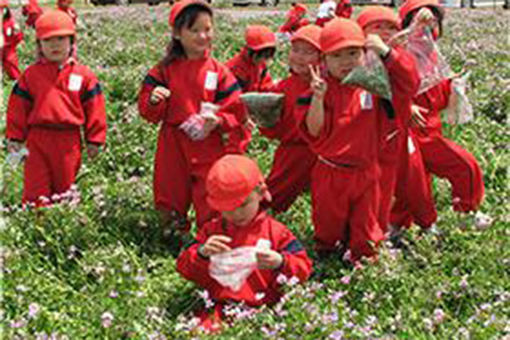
[[342, 51, 392, 100], [240, 92, 285, 128]]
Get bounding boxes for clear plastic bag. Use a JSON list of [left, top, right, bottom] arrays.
[[342, 50, 392, 100], [240, 92, 285, 128], [445, 72, 473, 125], [5, 147, 29, 168], [179, 102, 219, 141], [209, 246, 258, 292], [405, 26, 453, 94]]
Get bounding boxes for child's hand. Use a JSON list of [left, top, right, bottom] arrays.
[[7, 140, 23, 154], [411, 104, 428, 128], [309, 65, 327, 99], [150, 86, 171, 105], [387, 29, 411, 48], [365, 34, 391, 58], [256, 249, 283, 270], [414, 7, 435, 27], [200, 235, 232, 257], [87, 143, 101, 160]]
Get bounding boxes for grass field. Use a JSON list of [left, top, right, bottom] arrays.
[[0, 5, 509, 339]]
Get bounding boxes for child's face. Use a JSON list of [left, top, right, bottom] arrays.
[[40, 36, 72, 63], [289, 40, 320, 77], [177, 12, 214, 59], [221, 191, 261, 226], [364, 21, 399, 43], [325, 46, 364, 80]]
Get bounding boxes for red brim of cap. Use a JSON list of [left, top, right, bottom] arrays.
[[291, 36, 321, 51], [323, 39, 364, 54], [206, 194, 250, 212], [38, 29, 75, 40], [251, 41, 277, 51]]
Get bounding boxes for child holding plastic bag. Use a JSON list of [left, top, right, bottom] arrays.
[[5, 10, 106, 206], [389, 0, 484, 235], [294, 18, 419, 262], [356, 6, 420, 234], [278, 3, 309, 35], [258, 25, 321, 213], [226, 25, 275, 93], [138, 0, 249, 249], [177, 155, 312, 332]]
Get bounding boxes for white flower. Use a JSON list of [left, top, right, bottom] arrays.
[[101, 312, 114, 328], [28, 303, 40, 318], [474, 212, 493, 230]]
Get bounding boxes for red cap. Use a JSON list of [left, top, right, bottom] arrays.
[[399, 0, 442, 21], [291, 24, 322, 50], [245, 25, 276, 51], [320, 18, 365, 54], [35, 10, 75, 39], [357, 6, 399, 29], [168, 0, 211, 27], [292, 3, 307, 13], [206, 155, 264, 212]]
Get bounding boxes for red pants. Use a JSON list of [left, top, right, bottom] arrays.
[[420, 135, 484, 212], [23, 127, 82, 204], [265, 143, 316, 213], [378, 131, 406, 234], [3, 48, 20, 81], [378, 161, 398, 234], [154, 125, 222, 229], [391, 133, 484, 228], [391, 132, 437, 229], [311, 161, 384, 261]]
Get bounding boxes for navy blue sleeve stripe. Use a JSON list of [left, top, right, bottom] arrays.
[[282, 239, 304, 253], [13, 83, 33, 102], [81, 83, 102, 103], [215, 82, 241, 102], [143, 74, 166, 88]]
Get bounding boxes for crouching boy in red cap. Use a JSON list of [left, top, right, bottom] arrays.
[[177, 154, 312, 332]]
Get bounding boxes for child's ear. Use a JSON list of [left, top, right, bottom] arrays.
[[260, 184, 272, 203]]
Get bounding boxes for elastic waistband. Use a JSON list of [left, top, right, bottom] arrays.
[[30, 124, 80, 131], [318, 155, 355, 169]]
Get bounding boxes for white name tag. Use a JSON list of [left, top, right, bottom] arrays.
[[408, 136, 416, 154], [68, 74, 83, 92], [6, 28, 12, 37], [256, 239, 271, 250], [360, 91, 373, 110], [204, 71, 218, 91]]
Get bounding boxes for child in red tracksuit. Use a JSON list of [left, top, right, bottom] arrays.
[[334, 0, 353, 19], [22, 0, 43, 28], [177, 155, 312, 332], [6, 10, 106, 205], [138, 0, 248, 245], [295, 18, 419, 262], [2, 7, 24, 80], [278, 3, 309, 35], [226, 25, 275, 93], [390, 0, 484, 233], [258, 25, 321, 214], [57, 0, 77, 24], [356, 6, 420, 234]]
